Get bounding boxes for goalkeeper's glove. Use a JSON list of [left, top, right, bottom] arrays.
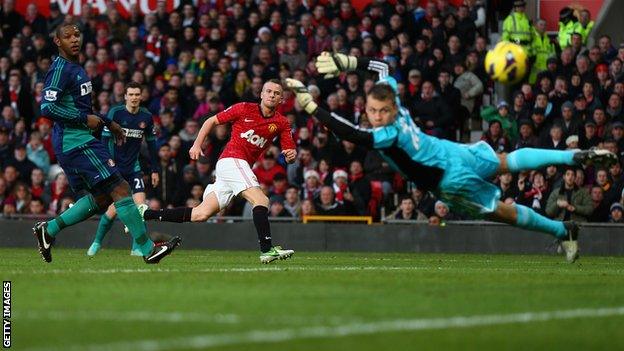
[[284, 78, 318, 114], [315, 51, 358, 79]]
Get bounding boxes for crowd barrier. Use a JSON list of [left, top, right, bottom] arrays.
[[1, 217, 623, 256]]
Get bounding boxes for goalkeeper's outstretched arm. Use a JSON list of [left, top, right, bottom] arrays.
[[313, 108, 374, 148], [284, 78, 373, 148]]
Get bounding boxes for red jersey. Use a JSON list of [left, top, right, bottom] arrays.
[[216, 102, 296, 165]]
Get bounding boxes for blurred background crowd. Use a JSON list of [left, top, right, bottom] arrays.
[[0, 0, 623, 224]]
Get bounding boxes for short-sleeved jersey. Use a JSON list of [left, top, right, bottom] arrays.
[[216, 102, 296, 165], [41, 55, 95, 154], [102, 105, 156, 174]]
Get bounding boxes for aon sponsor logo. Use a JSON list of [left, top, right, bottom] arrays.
[[240, 129, 267, 148]]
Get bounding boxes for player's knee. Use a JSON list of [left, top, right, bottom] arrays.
[[244, 188, 269, 207], [95, 195, 113, 211], [192, 206, 215, 221], [111, 181, 131, 199]]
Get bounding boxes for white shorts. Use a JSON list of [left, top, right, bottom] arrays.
[[203, 158, 259, 209]]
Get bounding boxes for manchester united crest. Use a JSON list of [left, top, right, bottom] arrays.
[[268, 123, 277, 133], [139, 121, 146, 129]]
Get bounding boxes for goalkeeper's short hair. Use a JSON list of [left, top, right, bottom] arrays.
[[368, 83, 396, 104]]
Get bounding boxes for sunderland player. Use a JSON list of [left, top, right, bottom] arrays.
[[34, 22, 180, 264], [142, 79, 297, 264], [86, 82, 160, 257], [285, 53, 617, 263]]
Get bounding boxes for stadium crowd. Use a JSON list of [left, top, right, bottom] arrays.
[[0, 0, 623, 224]]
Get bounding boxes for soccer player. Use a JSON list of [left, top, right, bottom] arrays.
[[86, 82, 160, 257], [142, 79, 297, 264], [34, 22, 180, 264], [285, 53, 617, 263]]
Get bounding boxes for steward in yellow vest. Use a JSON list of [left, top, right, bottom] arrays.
[[501, 0, 532, 52], [529, 20, 556, 84], [558, 7, 581, 49], [577, 9, 594, 45]]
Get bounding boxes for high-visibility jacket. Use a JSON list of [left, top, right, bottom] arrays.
[[529, 29, 556, 83], [501, 12, 532, 50], [577, 21, 594, 45], [558, 21, 581, 48]]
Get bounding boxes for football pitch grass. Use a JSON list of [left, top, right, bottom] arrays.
[[3, 248, 624, 350]]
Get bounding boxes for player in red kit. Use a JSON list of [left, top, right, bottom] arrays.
[[142, 79, 297, 263]]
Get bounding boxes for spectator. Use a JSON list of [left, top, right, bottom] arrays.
[[481, 120, 510, 153], [316, 185, 349, 216], [565, 135, 579, 150], [283, 185, 301, 218], [609, 202, 624, 223], [29, 168, 46, 203], [579, 120, 602, 149], [498, 172, 518, 204], [453, 61, 484, 118], [269, 196, 291, 218], [6, 182, 31, 213], [541, 124, 566, 150], [411, 81, 453, 139], [8, 144, 37, 183], [301, 169, 321, 201], [394, 195, 421, 220], [546, 167, 593, 222], [254, 150, 287, 190], [271, 173, 289, 197], [481, 100, 518, 141], [517, 171, 549, 214], [27, 197, 46, 215], [151, 143, 179, 206], [26, 131, 50, 174], [434, 200, 461, 223], [556, 101, 582, 139], [299, 199, 316, 217], [514, 120, 539, 149], [589, 185, 609, 222], [0, 127, 13, 167]]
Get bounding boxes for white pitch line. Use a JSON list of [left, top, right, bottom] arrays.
[[15, 310, 358, 326], [15, 310, 240, 324], [5, 265, 622, 275], [25, 306, 624, 351], [3, 266, 436, 275]]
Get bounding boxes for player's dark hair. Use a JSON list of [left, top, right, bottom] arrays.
[[368, 83, 396, 104], [125, 81, 143, 93], [55, 22, 79, 38]]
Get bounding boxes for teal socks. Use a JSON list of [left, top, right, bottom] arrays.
[[506, 148, 575, 172], [93, 214, 114, 244], [47, 194, 100, 237], [515, 204, 566, 238], [114, 197, 153, 256]]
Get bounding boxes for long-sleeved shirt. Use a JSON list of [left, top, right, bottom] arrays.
[[41, 55, 95, 154]]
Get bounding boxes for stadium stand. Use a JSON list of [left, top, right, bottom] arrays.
[[0, 0, 623, 225]]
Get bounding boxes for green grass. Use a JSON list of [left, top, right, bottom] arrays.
[[3, 248, 624, 350]]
